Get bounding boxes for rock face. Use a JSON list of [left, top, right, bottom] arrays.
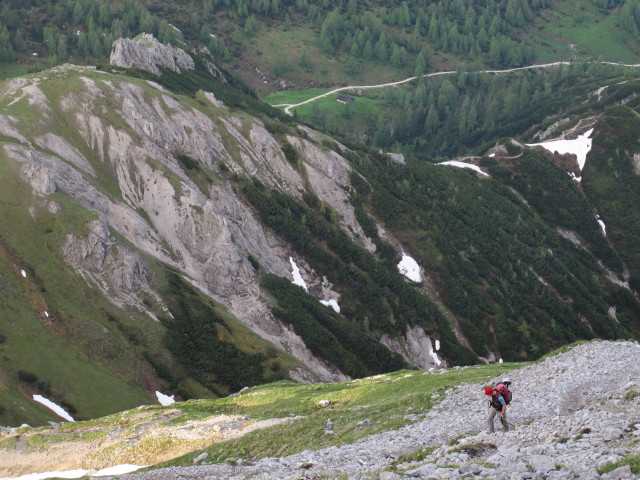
[[380, 325, 443, 370], [1, 36, 476, 392], [110, 33, 195, 76], [61, 219, 155, 313], [0, 62, 382, 383]]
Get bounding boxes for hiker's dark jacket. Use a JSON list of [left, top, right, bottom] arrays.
[[489, 394, 506, 412]]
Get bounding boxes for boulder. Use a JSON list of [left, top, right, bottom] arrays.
[[601, 465, 633, 480], [110, 33, 195, 76], [529, 454, 556, 473], [602, 427, 624, 441], [405, 462, 437, 477]]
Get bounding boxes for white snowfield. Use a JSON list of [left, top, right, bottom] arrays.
[[526, 128, 594, 172], [32, 395, 74, 422], [290, 258, 341, 312], [597, 217, 607, 235], [155, 391, 175, 406], [397, 253, 422, 282], [319, 299, 340, 313], [2, 464, 146, 480], [437, 160, 489, 176], [289, 257, 308, 292]]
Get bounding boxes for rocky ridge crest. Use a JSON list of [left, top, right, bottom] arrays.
[[110, 33, 195, 76], [2, 341, 633, 479]]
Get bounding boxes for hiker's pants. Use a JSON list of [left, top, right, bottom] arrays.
[[487, 407, 509, 432]]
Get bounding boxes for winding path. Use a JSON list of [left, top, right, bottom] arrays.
[[272, 61, 640, 115]]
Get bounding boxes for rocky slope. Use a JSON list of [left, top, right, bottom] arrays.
[[0, 60, 368, 382], [2, 340, 637, 479], [101, 341, 640, 480]]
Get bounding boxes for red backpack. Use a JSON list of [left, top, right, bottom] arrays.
[[495, 383, 512, 404]]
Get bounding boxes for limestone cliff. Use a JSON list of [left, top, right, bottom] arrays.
[[110, 33, 195, 76]]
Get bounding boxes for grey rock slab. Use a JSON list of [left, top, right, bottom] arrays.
[[529, 454, 556, 473], [379, 472, 403, 480], [601, 465, 634, 480], [192, 452, 208, 464], [602, 427, 624, 441], [405, 463, 438, 477]]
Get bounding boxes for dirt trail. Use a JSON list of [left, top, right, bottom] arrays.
[[274, 61, 640, 115]]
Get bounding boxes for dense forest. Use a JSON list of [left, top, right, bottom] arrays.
[[1, 0, 639, 72], [238, 138, 640, 364]]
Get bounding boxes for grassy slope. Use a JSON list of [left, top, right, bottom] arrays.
[[253, 1, 639, 96], [0, 359, 518, 470], [0, 158, 154, 425], [256, 0, 640, 111], [534, 0, 640, 63]]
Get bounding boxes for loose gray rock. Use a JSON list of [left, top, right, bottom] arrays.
[[193, 452, 208, 464], [601, 465, 633, 480], [602, 427, 624, 441], [379, 472, 402, 480], [529, 455, 556, 473], [405, 462, 438, 477], [110, 33, 195, 76]]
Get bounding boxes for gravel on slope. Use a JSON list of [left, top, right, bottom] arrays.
[[104, 341, 640, 480]]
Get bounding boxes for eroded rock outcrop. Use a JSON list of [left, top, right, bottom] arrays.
[[0, 63, 369, 382], [62, 220, 155, 312], [110, 33, 195, 76], [380, 324, 444, 370]]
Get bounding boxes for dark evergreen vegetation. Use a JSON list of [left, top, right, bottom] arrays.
[[0, 0, 636, 80], [242, 178, 478, 365], [349, 148, 640, 359], [306, 62, 639, 159], [161, 271, 269, 395]]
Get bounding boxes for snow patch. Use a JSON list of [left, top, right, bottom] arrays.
[[155, 391, 175, 406], [32, 395, 74, 422], [4, 464, 146, 480], [527, 128, 593, 172], [320, 299, 340, 313], [21, 269, 27, 278], [430, 349, 442, 367], [397, 253, 422, 282], [289, 257, 308, 291], [438, 161, 489, 176], [5, 469, 90, 480], [92, 464, 147, 477], [597, 216, 606, 236], [44, 311, 49, 318], [435, 339, 440, 351]]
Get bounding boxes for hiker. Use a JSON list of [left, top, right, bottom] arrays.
[[484, 385, 509, 432]]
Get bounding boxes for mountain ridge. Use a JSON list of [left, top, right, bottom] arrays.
[[1, 34, 640, 427]]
